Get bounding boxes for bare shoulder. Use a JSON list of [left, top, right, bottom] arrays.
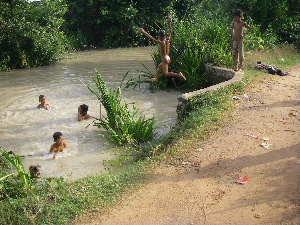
[[50, 143, 55, 152], [242, 21, 248, 26]]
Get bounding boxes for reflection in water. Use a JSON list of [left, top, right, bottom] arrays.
[[0, 47, 182, 180]]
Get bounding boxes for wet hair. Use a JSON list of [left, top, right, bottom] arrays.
[[158, 30, 166, 37], [53, 132, 63, 141], [234, 9, 244, 17], [39, 95, 46, 101], [79, 104, 89, 113]]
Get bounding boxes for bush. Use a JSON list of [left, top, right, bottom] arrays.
[[0, 148, 32, 199], [0, 0, 69, 70], [85, 70, 157, 146]]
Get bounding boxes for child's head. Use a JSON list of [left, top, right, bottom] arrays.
[[39, 95, 46, 104], [158, 30, 166, 40], [234, 9, 243, 20], [79, 104, 89, 114], [53, 132, 64, 143]]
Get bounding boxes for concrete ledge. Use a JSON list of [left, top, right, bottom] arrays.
[[177, 65, 244, 113]]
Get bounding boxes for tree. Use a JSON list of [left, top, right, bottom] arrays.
[[0, 0, 69, 70]]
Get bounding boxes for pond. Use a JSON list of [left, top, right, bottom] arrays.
[[0, 47, 183, 180]]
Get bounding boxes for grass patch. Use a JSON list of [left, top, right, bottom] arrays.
[[0, 159, 153, 225]]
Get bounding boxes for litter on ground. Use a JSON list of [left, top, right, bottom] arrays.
[[261, 143, 272, 149], [244, 132, 269, 141], [255, 62, 289, 76], [236, 177, 250, 184]]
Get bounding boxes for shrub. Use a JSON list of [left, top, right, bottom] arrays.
[[0, 148, 32, 199], [85, 70, 157, 146]]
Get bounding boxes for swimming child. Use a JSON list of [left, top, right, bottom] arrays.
[[50, 132, 68, 159], [140, 17, 186, 82], [37, 95, 50, 110], [78, 104, 91, 121]]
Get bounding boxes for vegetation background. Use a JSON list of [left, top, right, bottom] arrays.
[[0, 0, 299, 71]]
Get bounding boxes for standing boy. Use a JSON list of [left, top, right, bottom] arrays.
[[140, 17, 186, 82], [232, 9, 253, 71]]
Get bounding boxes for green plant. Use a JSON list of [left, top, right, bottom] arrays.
[[0, 0, 69, 70], [0, 148, 32, 198], [84, 70, 157, 146]]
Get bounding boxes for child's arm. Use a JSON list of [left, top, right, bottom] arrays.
[[78, 107, 82, 121], [242, 22, 253, 38], [140, 28, 161, 44], [167, 17, 172, 40], [50, 144, 55, 154]]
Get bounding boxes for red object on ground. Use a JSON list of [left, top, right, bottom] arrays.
[[236, 177, 250, 184]]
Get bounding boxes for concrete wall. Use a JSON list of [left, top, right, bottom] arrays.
[[177, 65, 244, 114]]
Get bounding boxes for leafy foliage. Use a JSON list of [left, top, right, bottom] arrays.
[[0, 160, 152, 225], [0, 148, 32, 199], [198, 0, 300, 47], [63, 0, 172, 48], [0, 0, 69, 70], [85, 70, 157, 146]]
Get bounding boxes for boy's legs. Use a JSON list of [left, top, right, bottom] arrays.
[[233, 40, 244, 71], [232, 40, 239, 71], [237, 40, 244, 70], [150, 63, 163, 82], [161, 62, 186, 80]]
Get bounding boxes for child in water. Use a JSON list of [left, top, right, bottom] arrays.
[[78, 104, 91, 121], [37, 95, 50, 110], [50, 132, 68, 159]]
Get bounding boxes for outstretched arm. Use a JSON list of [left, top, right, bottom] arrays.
[[167, 17, 172, 40], [140, 28, 161, 44]]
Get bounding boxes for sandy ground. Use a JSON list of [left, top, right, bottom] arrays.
[[74, 64, 300, 225]]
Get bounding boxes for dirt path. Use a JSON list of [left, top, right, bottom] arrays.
[[74, 64, 300, 225]]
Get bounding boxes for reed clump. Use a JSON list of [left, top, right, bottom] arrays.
[[85, 70, 157, 146]]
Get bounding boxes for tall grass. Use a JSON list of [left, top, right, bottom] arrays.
[[85, 70, 157, 146], [149, 12, 233, 91], [0, 148, 32, 199], [147, 10, 280, 91]]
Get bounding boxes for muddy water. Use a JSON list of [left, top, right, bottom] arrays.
[[0, 47, 182, 180]]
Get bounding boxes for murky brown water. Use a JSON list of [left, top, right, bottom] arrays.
[[0, 47, 182, 180]]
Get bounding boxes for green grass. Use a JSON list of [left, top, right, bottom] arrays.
[[0, 160, 153, 225]]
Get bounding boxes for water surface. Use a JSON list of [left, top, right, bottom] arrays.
[[0, 47, 182, 180]]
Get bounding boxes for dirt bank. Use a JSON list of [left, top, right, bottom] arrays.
[[74, 64, 299, 225]]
